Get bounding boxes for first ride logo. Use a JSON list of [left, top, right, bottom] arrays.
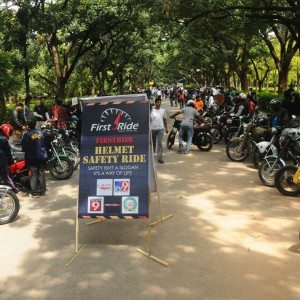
[[90, 108, 139, 132]]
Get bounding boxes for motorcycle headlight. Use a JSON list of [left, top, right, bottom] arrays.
[[279, 136, 285, 146]]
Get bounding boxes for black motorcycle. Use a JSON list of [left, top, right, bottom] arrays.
[[166, 118, 213, 151]]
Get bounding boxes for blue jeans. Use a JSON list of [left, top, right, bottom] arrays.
[[29, 162, 46, 195], [179, 124, 194, 151], [152, 129, 164, 160]]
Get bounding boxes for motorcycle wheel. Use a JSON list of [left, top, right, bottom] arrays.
[[63, 148, 80, 170], [224, 127, 238, 144], [48, 157, 74, 180], [274, 165, 300, 196], [226, 140, 249, 161], [196, 133, 213, 151], [252, 147, 265, 169], [166, 131, 176, 149], [258, 157, 285, 187], [0, 189, 20, 225], [209, 127, 223, 144]]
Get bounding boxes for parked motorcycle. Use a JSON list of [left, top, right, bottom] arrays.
[[226, 116, 268, 162], [0, 185, 20, 225], [11, 128, 74, 180], [258, 133, 300, 187], [275, 165, 300, 196], [167, 118, 213, 151]]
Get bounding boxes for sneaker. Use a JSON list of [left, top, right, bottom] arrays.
[[31, 194, 39, 198], [184, 150, 190, 154], [177, 148, 184, 153], [18, 191, 29, 197], [39, 192, 46, 196], [158, 159, 164, 164]]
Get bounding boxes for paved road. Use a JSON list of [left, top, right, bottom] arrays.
[[0, 98, 299, 300]]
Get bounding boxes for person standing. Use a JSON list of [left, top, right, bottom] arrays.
[[33, 97, 50, 129], [11, 103, 26, 144], [23, 95, 34, 125], [170, 100, 202, 154], [21, 119, 48, 198], [50, 99, 69, 129], [178, 88, 185, 109], [0, 124, 19, 193], [150, 98, 169, 164]]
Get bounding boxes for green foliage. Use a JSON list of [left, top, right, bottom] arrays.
[[256, 91, 283, 112]]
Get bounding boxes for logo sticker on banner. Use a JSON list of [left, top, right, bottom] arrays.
[[96, 179, 113, 195], [122, 196, 139, 214], [87, 197, 104, 214]]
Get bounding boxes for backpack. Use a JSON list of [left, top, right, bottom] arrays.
[[247, 100, 256, 114]]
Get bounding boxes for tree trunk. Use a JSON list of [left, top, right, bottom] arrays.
[[0, 85, 6, 123], [239, 51, 248, 92], [56, 77, 66, 99], [277, 61, 290, 93], [118, 71, 124, 94]]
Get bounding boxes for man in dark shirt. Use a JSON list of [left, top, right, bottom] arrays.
[[0, 124, 19, 192], [21, 119, 48, 198]]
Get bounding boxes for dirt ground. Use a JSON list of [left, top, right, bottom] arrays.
[[0, 99, 299, 300]]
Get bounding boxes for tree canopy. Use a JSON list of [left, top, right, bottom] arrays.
[[0, 0, 299, 113]]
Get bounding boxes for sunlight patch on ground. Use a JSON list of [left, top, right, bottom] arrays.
[[244, 273, 263, 281], [261, 217, 295, 231], [172, 287, 193, 296], [142, 285, 167, 296], [157, 173, 179, 181], [41, 251, 60, 259], [177, 244, 196, 253], [24, 290, 48, 298], [0, 229, 40, 278], [219, 246, 235, 253], [184, 194, 290, 259], [242, 239, 289, 258]]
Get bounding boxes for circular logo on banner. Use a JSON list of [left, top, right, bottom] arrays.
[[100, 108, 131, 130], [123, 196, 137, 211]]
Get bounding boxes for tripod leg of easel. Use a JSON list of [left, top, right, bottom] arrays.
[[150, 170, 173, 227], [136, 191, 168, 267], [151, 214, 173, 226], [86, 218, 106, 226], [136, 248, 168, 267], [66, 206, 85, 265]]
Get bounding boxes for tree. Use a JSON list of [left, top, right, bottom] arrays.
[[262, 24, 300, 93]]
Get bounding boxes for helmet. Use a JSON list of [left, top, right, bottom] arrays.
[[186, 99, 194, 106], [239, 93, 247, 100], [0, 124, 14, 139], [269, 99, 281, 111], [42, 128, 55, 141]]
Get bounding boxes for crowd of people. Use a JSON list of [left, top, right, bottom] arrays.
[[1, 84, 299, 193], [0, 96, 82, 198], [149, 83, 299, 164]]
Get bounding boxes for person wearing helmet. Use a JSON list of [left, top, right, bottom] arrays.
[[231, 93, 248, 117], [0, 124, 19, 193], [282, 91, 300, 119], [193, 94, 205, 112], [268, 99, 289, 128], [246, 94, 257, 115], [170, 100, 203, 154]]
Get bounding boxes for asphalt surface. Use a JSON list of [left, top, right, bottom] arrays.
[[0, 99, 299, 300]]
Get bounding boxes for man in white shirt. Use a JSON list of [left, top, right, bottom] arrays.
[[150, 98, 169, 163]]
